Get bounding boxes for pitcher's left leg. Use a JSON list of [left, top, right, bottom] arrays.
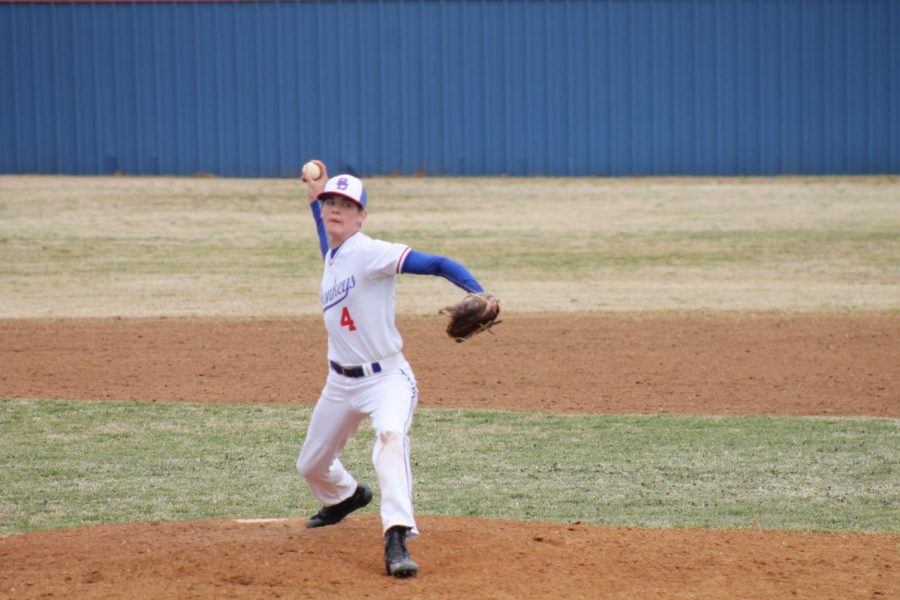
[[367, 368, 419, 538]]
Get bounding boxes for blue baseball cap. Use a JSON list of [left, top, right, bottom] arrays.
[[318, 174, 367, 209]]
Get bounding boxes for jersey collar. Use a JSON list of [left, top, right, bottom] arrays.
[[328, 231, 365, 264]]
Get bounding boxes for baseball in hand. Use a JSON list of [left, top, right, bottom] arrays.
[[303, 161, 322, 181]]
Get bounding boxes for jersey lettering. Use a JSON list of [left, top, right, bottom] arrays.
[[322, 275, 357, 311], [340, 307, 357, 331]]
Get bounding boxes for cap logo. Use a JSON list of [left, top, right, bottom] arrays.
[[337, 177, 349, 191]]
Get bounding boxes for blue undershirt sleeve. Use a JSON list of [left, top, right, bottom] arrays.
[[400, 249, 485, 294], [309, 201, 329, 259]]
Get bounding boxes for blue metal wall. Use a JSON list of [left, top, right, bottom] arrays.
[[1, 0, 898, 176]]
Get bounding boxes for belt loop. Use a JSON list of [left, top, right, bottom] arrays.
[[361, 361, 382, 377]]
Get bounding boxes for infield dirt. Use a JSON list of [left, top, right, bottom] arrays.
[[1, 314, 898, 598], [1, 313, 897, 416]]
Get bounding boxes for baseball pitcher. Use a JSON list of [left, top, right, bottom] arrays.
[[296, 160, 500, 578]]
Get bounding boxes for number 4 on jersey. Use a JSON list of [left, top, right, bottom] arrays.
[[340, 307, 357, 331]]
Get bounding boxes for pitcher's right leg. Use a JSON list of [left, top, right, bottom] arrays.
[[297, 387, 366, 509]]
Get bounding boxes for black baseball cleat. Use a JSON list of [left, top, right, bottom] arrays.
[[384, 526, 419, 578], [306, 484, 373, 528]]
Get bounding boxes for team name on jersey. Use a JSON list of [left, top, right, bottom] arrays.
[[322, 275, 357, 311]]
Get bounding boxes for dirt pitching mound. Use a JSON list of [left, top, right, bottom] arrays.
[[1, 515, 896, 600]]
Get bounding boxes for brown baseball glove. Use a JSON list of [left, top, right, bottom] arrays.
[[439, 293, 501, 343]]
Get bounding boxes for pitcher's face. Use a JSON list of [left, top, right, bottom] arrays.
[[321, 195, 367, 247]]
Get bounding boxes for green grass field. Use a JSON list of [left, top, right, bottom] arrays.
[[1, 399, 897, 537]]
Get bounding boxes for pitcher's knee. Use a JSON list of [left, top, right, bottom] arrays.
[[296, 450, 322, 480], [296, 454, 310, 478], [374, 430, 406, 463], [379, 430, 401, 445]]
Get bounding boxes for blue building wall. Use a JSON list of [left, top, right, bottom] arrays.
[[1, 0, 898, 176]]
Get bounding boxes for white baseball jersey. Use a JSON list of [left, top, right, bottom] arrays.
[[320, 231, 411, 366]]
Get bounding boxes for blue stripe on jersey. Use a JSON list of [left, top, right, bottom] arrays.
[[401, 250, 484, 294]]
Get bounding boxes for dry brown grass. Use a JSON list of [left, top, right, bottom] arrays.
[[1, 175, 897, 317]]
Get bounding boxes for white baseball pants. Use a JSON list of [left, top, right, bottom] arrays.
[[297, 359, 419, 538]]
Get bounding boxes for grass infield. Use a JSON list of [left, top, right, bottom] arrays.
[[1, 398, 896, 537]]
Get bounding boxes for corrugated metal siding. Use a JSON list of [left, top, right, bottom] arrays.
[[1, 0, 898, 176]]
